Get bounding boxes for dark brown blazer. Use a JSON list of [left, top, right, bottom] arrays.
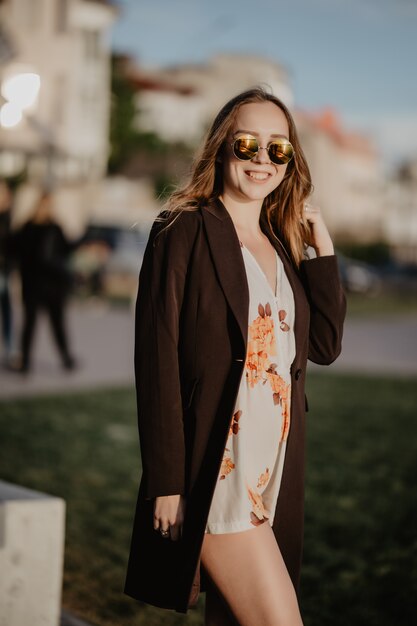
[[124, 196, 346, 614]]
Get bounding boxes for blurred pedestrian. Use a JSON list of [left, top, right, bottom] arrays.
[[11, 189, 77, 373], [0, 180, 14, 366], [124, 86, 346, 623]]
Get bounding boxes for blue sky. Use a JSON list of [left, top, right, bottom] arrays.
[[111, 0, 417, 168]]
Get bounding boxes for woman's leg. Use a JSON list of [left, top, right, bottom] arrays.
[[46, 294, 75, 368], [201, 520, 303, 626], [21, 294, 38, 371], [204, 570, 240, 626]]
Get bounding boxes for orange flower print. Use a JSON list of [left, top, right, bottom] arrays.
[[244, 300, 292, 442], [257, 467, 270, 489], [228, 409, 242, 436], [280, 395, 291, 442], [219, 448, 235, 480], [250, 512, 268, 526], [279, 309, 290, 332], [265, 363, 292, 441], [247, 484, 270, 525], [245, 302, 277, 388], [266, 367, 289, 405]]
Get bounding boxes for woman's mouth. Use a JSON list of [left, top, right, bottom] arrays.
[[244, 170, 272, 183]]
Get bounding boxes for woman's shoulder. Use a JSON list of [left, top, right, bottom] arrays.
[[150, 207, 203, 244]]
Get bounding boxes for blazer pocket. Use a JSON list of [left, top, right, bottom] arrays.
[[305, 393, 309, 413], [183, 377, 199, 411]]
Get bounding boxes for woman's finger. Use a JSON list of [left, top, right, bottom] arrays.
[[170, 522, 180, 541]]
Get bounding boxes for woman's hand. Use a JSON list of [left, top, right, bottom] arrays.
[[303, 203, 335, 257], [153, 494, 186, 541]]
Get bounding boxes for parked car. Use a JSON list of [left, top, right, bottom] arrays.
[[336, 252, 382, 295], [71, 224, 148, 300]]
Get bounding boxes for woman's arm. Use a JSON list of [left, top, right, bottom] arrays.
[[300, 255, 346, 364], [134, 210, 200, 501], [300, 203, 347, 365]]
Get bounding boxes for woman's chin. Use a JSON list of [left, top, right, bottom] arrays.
[[240, 185, 275, 202]]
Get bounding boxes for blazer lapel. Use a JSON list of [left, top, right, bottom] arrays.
[[259, 210, 310, 360], [201, 196, 309, 360], [201, 197, 249, 349]]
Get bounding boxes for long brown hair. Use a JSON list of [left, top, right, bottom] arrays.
[[156, 86, 313, 266]]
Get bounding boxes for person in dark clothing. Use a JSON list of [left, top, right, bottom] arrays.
[[0, 180, 14, 365], [12, 190, 77, 373]]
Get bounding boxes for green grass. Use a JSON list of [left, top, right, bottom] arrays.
[[0, 374, 416, 625], [346, 291, 417, 317], [303, 373, 417, 626]]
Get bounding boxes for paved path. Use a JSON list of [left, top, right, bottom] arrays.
[[309, 315, 417, 376], [61, 609, 93, 626], [1, 303, 416, 399], [0, 301, 136, 399]]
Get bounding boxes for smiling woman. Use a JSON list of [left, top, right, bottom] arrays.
[[124, 86, 346, 625], [220, 102, 293, 202]]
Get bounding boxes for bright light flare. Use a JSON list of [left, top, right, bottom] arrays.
[[0, 102, 23, 128], [1, 72, 41, 110]]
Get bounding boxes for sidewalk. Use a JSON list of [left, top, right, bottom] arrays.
[[309, 314, 417, 377], [0, 300, 135, 399], [1, 301, 417, 400], [61, 609, 94, 626]]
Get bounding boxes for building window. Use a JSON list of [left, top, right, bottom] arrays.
[[80, 84, 100, 125], [56, 0, 68, 33], [53, 74, 66, 128], [16, 0, 42, 30], [82, 29, 101, 61]]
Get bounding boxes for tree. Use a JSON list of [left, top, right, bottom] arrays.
[[107, 54, 138, 174]]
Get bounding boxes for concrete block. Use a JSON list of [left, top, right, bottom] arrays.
[[0, 480, 66, 626]]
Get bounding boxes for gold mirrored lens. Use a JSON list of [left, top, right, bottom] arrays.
[[268, 140, 294, 164], [232, 135, 295, 164], [233, 136, 258, 160]]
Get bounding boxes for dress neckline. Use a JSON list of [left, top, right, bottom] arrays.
[[239, 240, 279, 299]]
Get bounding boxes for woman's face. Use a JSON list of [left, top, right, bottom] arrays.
[[220, 101, 290, 203]]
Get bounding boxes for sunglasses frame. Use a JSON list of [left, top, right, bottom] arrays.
[[229, 133, 295, 165]]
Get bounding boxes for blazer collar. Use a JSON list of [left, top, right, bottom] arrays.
[[201, 196, 308, 355], [201, 197, 249, 348]]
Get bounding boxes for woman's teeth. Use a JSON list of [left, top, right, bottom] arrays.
[[245, 171, 270, 181]]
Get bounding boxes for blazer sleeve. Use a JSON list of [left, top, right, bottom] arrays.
[[299, 254, 347, 365], [134, 211, 199, 500]]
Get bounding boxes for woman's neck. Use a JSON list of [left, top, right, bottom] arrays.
[[218, 192, 264, 238]]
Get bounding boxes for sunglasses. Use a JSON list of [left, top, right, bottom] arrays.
[[230, 133, 295, 165]]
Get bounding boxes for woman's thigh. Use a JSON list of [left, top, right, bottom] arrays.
[[204, 572, 240, 626], [201, 521, 303, 626]]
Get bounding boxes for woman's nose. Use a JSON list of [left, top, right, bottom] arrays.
[[252, 146, 271, 164]]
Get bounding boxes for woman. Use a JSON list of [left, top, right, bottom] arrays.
[[124, 87, 346, 624]]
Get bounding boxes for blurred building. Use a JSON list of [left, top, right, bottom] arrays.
[[120, 53, 385, 244], [0, 0, 117, 183], [383, 159, 417, 264], [295, 108, 383, 243], [121, 52, 293, 144]]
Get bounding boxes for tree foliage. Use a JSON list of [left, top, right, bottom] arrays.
[[107, 55, 192, 178]]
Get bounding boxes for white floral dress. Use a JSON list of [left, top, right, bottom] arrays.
[[204, 240, 296, 534]]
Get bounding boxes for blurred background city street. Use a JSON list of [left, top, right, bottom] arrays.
[[0, 1, 416, 625], [0, 302, 417, 399]]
